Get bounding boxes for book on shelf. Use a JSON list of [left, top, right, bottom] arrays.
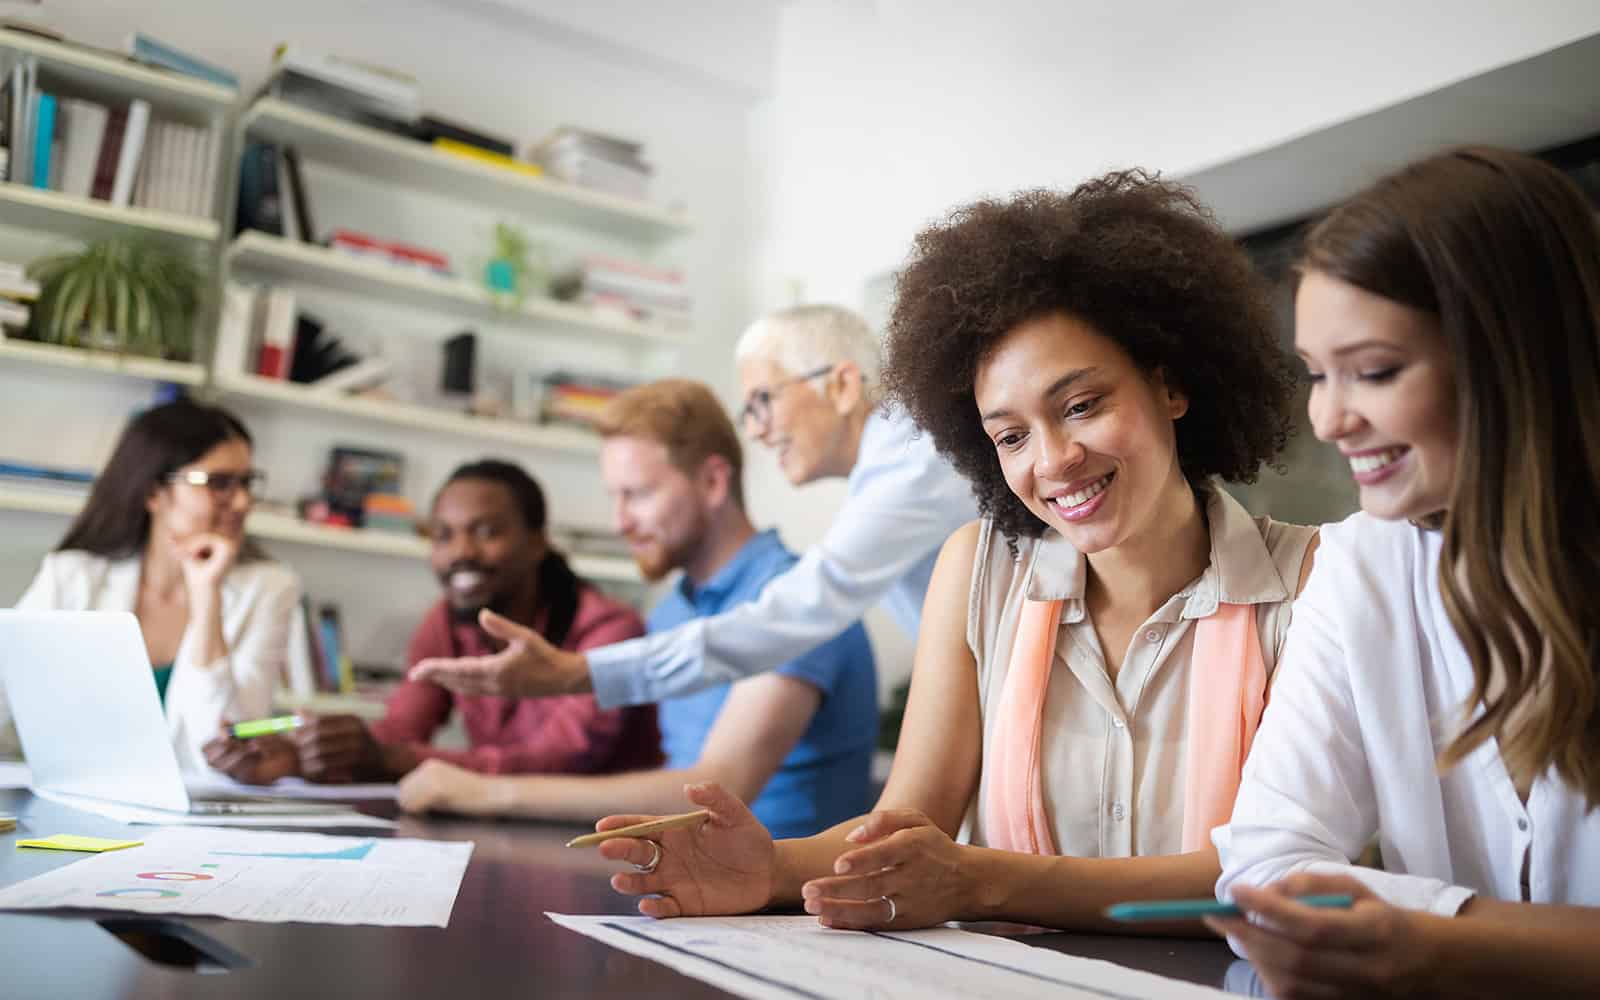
[[124, 32, 239, 90], [55, 97, 107, 197], [131, 118, 216, 216], [408, 113, 512, 157], [280, 146, 315, 242], [328, 228, 451, 277], [108, 99, 149, 206], [432, 137, 543, 178], [235, 141, 284, 236], [29, 89, 53, 189], [89, 104, 127, 200], [3, 58, 36, 185], [254, 285, 298, 379]]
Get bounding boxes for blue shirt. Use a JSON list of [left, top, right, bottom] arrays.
[[649, 530, 878, 840], [592, 406, 976, 708]]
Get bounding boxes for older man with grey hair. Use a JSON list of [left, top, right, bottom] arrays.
[[412, 304, 976, 708]]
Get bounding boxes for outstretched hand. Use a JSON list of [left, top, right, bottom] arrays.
[[597, 782, 777, 919], [409, 609, 592, 698]]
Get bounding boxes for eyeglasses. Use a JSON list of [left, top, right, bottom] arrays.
[[738, 365, 835, 431], [166, 468, 268, 499]]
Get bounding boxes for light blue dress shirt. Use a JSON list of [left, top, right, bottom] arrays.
[[589, 405, 977, 709], [652, 530, 877, 839]]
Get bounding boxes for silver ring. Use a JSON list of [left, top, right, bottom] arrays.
[[880, 894, 896, 924], [632, 840, 662, 875]]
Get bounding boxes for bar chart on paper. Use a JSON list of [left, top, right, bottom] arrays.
[[0, 828, 473, 926]]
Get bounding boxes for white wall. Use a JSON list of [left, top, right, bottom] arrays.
[[0, 0, 770, 668], [750, 0, 1600, 305], [740, 0, 1600, 694]]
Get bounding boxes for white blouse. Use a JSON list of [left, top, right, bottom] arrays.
[[1216, 512, 1600, 914], [965, 487, 1315, 856], [2, 550, 302, 773]]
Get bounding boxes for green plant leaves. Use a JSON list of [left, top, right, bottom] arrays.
[[24, 238, 204, 359]]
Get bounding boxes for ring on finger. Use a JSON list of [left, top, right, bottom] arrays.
[[632, 840, 663, 875], [880, 894, 896, 924]]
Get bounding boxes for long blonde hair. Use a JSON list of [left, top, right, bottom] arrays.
[[1302, 148, 1600, 805]]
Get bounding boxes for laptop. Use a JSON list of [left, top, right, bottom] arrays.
[[0, 610, 348, 816]]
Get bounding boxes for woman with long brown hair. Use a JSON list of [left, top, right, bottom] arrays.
[[1213, 147, 1600, 996], [1, 397, 300, 773]]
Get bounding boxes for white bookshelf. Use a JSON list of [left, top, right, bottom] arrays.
[[240, 98, 693, 243], [0, 183, 220, 245], [225, 231, 684, 345], [0, 30, 236, 119], [214, 371, 603, 455], [0, 486, 642, 584], [0, 337, 206, 385], [0, 484, 81, 517]]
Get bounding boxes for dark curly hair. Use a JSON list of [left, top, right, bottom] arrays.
[[883, 170, 1297, 542]]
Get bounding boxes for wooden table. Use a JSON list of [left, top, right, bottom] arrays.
[[0, 789, 1248, 997]]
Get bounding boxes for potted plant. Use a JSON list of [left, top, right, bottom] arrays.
[[26, 237, 204, 361], [483, 221, 546, 308]]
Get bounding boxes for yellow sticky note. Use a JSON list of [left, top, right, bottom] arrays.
[[16, 834, 143, 853]]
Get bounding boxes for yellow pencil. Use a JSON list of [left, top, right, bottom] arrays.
[[566, 809, 711, 848]]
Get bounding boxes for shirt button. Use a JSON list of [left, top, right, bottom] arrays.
[[1112, 802, 1126, 822], [1145, 628, 1163, 643], [1112, 717, 1126, 730], [1517, 818, 1529, 832]]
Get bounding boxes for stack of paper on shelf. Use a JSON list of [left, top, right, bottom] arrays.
[[265, 44, 421, 129], [524, 370, 639, 430], [0, 258, 38, 332], [551, 255, 690, 329], [528, 125, 652, 201]]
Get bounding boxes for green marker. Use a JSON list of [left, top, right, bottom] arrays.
[[1105, 893, 1354, 922], [230, 715, 304, 739]]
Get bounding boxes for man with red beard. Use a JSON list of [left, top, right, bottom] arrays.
[[395, 380, 877, 839], [203, 461, 659, 783]]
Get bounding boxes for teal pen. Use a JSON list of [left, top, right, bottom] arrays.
[[1105, 893, 1355, 922]]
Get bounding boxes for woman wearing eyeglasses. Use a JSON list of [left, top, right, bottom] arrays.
[[2, 397, 299, 772]]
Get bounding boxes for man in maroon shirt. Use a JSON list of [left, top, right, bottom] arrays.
[[204, 460, 659, 783]]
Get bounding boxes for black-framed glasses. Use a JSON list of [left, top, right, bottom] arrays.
[[738, 365, 835, 431], [166, 468, 268, 499]]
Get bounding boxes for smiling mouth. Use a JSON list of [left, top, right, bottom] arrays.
[[1046, 472, 1114, 516], [1347, 447, 1407, 474]]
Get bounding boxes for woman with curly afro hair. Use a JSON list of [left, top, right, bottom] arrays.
[[602, 170, 1321, 936]]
